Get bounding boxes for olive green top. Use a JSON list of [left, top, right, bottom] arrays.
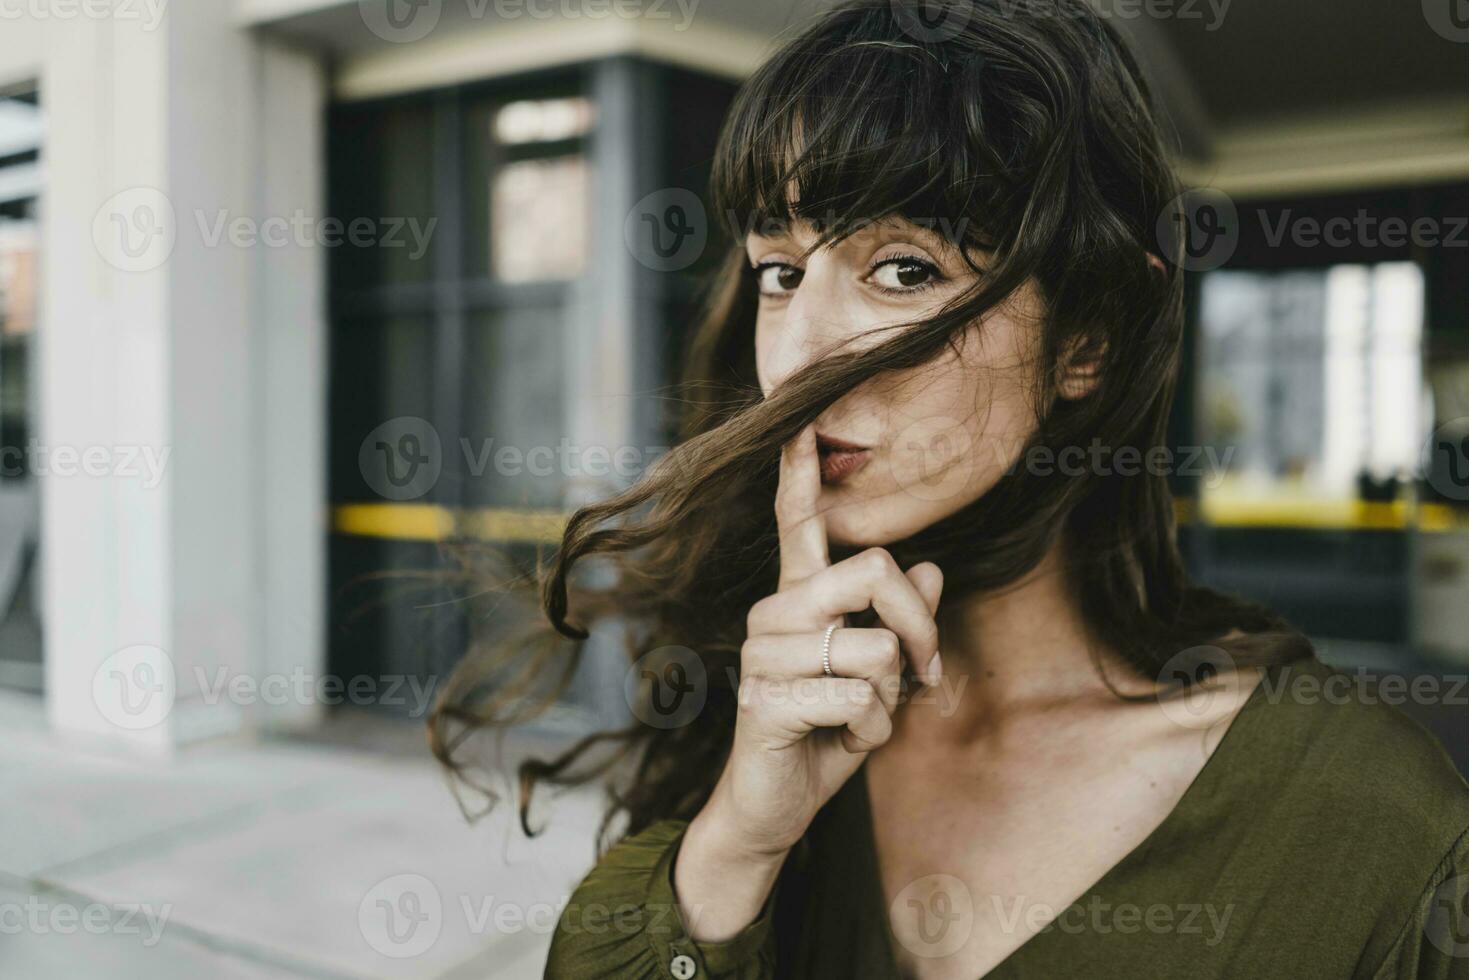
[[546, 657, 1469, 979]]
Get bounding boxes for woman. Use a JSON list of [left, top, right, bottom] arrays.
[[431, 2, 1469, 977]]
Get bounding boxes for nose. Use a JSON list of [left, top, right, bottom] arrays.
[[760, 261, 845, 395]]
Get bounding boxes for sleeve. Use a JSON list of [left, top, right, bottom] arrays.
[[544, 818, 779, 980], [1374, 826, 1469, 980]]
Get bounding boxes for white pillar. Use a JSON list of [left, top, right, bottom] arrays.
[[34, 1, 328, 751]]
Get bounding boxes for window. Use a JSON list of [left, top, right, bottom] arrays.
[[1196, 262, 1426, 510], [326, 72, 592, 704], [324, 62, 738, 720]]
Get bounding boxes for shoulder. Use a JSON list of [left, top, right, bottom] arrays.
[[1242, 655, 1469, 881], [1251, 658, 1469, 805], [1214, 657, 1469, 970]]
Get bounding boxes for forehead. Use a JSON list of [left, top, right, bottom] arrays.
[[743, 215, 970, 258]]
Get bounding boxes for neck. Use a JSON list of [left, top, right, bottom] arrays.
[[905, 535, 1139, 741]]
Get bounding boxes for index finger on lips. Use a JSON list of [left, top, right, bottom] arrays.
[[776, 423, 831, 593]]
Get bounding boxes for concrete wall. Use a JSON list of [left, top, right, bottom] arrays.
[[1, 0, 328, 751]]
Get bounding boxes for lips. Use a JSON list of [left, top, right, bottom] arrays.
[[816, 432, 871, 485]]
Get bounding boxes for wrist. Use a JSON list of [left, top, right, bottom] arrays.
[[686, 799, 791, 872], [675, 803, 788, 942]]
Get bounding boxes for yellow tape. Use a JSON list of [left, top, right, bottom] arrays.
[[332, 503, 567, 544], [331, 499, 1467, 544], [1176, 498, 1467, 532]]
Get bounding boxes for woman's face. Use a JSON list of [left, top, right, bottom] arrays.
[[749, 216, 1053, 547]]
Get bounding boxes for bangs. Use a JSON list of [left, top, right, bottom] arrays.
[[712, 8, 1014, 255]]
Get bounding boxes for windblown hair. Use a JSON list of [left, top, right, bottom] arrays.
[[428, 0, 1312, 843]]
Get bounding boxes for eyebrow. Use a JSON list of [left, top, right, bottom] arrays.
[[743, 216, 979, 271]]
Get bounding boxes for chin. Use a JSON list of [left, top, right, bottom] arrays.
[[821, 493, 946, 549], [821, 473, 994, 549]]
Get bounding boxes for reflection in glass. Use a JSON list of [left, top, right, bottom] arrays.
[[491, 156, 587, 283], [494, 97, 593, 145]]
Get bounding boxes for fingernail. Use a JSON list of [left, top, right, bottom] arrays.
[[926, 651, 943, 687]]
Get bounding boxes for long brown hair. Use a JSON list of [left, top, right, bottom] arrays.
[[428, 0, 1312, 843]]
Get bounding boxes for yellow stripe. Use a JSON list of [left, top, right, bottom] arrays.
[[332, 503, 568, 544], [1176, 498, 1468, 532], [333, 499, 1467, 544]]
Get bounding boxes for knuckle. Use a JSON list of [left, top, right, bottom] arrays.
[[873, 628, 901, 663], [859, 547, 895, 575]]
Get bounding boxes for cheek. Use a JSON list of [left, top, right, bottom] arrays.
[[820, 329, 1045, 546], [888, 343, 1039, 483], [753, 316, 779, 397]]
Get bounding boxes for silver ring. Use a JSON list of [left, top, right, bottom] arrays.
[[821, 624, 837, 677]]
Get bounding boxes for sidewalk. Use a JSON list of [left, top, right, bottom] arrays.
[[0, 692, 604, 979]]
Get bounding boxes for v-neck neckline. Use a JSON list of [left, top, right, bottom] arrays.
[[851, 660, 1280, 980]]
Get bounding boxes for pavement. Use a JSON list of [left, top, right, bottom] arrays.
[[0, 691, 606, 980], [4, 642, 1466, 980]]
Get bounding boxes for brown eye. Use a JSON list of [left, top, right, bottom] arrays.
[[754, 262, 803, 296], [869, 256, 941, 292], [895, 262, 930, 287]]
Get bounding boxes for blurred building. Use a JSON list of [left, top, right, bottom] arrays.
[[0, 0, 1467, 755]]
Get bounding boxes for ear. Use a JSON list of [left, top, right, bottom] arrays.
[[1057, 335, 1106, 400]]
